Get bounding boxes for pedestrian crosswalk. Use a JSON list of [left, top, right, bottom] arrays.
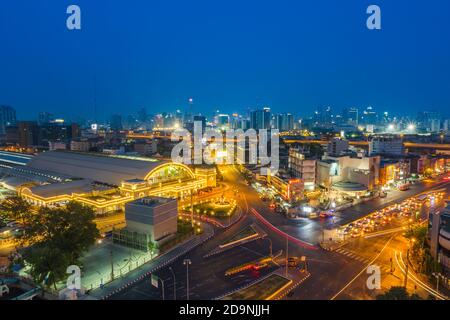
[[334, 247, 393, 273], [334, 247, 371, 264]]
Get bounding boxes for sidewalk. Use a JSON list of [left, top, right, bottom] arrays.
[[88, 222, 215, 300]]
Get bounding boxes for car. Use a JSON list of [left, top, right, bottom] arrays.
[[288, 257, 298, 267]]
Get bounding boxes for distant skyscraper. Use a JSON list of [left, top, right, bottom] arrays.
[[18, 121, 39, 147], [343, 107, 359, 125], [110, 114, 123, 131], [417, 111, 441, 133], [38, 112, 54, 125], [193, 115, 206, 133], [137, 108, 148, 123], [361, 106, 378, 125], [0, 105, 17, 135], [274, 113, 294, 131], [217, 114, 230, 129], [250, 107, 271, 130]]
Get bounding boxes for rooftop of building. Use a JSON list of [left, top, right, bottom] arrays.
[[130, 196, 176, 207], [26, 151, 169, 186], [332, 181, 368, 192], [24, 179, 97, 198]]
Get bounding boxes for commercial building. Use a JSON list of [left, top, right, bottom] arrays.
[[110, 114, 123, 131], [343, 107, 359, 125], [379, 159, 410, 186], [133, 139, 158, 156], [274, 113, 294, 132], [369, 135, 404, 156], [4, 121, 80, 149], [250, 108, 271, 130], [0, 105, 16, 136], [327, 137, 349, 157], [429, 204, 450, 276], [70, 138, 93, 152], [316, 154, 380, 198], [267, 174, 304, 203], [288, 148, 316, 190]]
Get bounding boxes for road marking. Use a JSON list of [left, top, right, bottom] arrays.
[[394, 251, 447, 300], [330, 235, 394, 300]]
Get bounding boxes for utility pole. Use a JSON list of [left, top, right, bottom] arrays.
[[183, 259, 192, 300], [160, 278, 165, 300], [169, 267, 176, 300], [110, 250, 114, 281], [190, 191, 194, 227]]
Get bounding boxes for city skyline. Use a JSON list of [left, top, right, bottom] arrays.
[[2, 0, 450, 306], [1, 0, 450, 120]]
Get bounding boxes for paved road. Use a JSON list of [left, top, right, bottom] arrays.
[[110, 166, 360, 300], [107, 167, 450, 300]]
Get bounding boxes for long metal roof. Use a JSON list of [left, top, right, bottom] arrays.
[[26, 151, 168, 186]]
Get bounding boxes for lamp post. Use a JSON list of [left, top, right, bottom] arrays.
[[160, 277, 165, 300], [432, 272, 443, 294], [183, 259, 192, 300], [169, 267, 176, 300]]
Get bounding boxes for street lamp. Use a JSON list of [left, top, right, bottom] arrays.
[[169, 267, 176, 300], [183, 259, 192, 300], [432, 272, 444, 294]]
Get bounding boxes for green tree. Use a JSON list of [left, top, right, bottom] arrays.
[[0, 195, 33, 224], [376, 286, 422, 300], [21, 201, 99, 289], [148, 240, 158, 255], [23, 245, 71, 290]]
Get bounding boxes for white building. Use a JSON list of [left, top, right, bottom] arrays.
[[316, 154, 380, 196], [125, 197, 178, 242]]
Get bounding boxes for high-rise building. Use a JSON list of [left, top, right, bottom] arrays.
[[343, 107, 359, 125], [274, 113, 294, 131], [110, 114, 123, 131], [250, 107, 271, 130], [18, 121, 40, 148], [217, 114, 230, 129], [39, 122, 80, 146], [288, 148, 316, 190], [137, 107, 148, 123], [38, 112, 54, 125], [361, 106, 378, 125], [417, 111, 441, 133], [0, 105, 17, 136]]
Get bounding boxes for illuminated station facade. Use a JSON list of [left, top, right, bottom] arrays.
[[3, 151, 216, 214]]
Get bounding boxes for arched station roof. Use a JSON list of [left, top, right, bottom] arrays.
[[26, 151, 193, 186]]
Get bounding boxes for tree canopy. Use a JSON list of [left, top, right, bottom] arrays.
[[376, 286, 423, 300], [0, 197, 100, 289], [0, 195, 33, 224]]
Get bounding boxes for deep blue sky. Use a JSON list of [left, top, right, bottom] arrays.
[[1, 0, 450, 122]]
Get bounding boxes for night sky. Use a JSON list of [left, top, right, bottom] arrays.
[[1, 0, 450, 121]]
